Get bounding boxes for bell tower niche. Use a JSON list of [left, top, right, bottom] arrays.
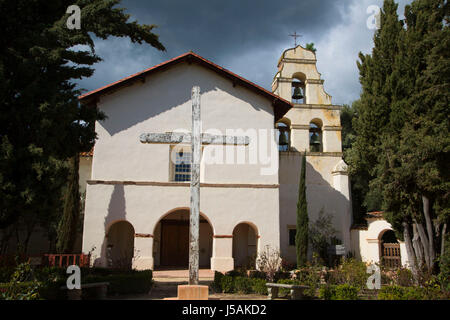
[[272, 45, 342, 152]]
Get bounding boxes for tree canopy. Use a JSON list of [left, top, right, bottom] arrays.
[[0, 0, 164, 252], [347, 0, 449, 272]]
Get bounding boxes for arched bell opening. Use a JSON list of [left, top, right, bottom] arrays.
[[309, 119, 323, 152], [276, 118, 291, 152]]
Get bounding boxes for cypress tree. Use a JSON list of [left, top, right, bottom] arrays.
[[0, 0, 165, 249], [56, 156, 80, 253], [348, 0, 449, 272], [296, 152, 308, 268]]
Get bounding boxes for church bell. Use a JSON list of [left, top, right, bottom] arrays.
[[292, 86, 304, 100], [310, 133, 321, 152], [279, 132, 289, 146]]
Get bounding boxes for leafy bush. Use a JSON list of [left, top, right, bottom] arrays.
[[0, 281, 41, 300], [220, 275, 235, 293], [0, 262, 42, 300], [392, 268, 415, 287], [378, 285, 445, 300], [319, 284, 358, 300], [335, 284, 358, 300], [438, 235, 450, 291], [213, 273, 268, 295], [251, 278, 268, 295], [294, 266, 322, 297], [212, 271, 224, 292], [234, 277, 252, 294], [247, 270, 266, 279], [326, 258, 368, 290], [83, 270, 152, 295], [318, 285, 335, 300]]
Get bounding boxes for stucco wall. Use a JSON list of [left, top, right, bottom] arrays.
[[91, 63, 278, 184], [279, 153, 352, 263], [351, 219, 408, 267], [82, 62, 281, 271]]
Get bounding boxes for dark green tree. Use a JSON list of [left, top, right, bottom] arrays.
[[348, 0, 449, 273], [56, 156, 80, 253], [305, 43, 317, 53], [295, 152, 309, 267], [0, 0, 165, 251]]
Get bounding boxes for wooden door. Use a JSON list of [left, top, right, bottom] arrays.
[[161, 221, 189, 267]]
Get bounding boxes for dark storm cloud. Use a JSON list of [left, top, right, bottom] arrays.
[[121, 0, 351, 60], [75, 0, 412, 105]]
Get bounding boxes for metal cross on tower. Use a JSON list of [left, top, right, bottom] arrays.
[[289, 31, 302, 48], [140, 86, 250, 285]]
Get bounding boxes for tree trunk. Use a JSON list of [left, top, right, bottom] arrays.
[[416, 222, 431, 269], [422, 196, 435, 270], [442, 223, 447, 257], [403, 222, 417, 272], [412, 224, 424, 268]]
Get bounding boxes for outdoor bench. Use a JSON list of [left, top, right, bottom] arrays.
[[266, 283, 309, 300]]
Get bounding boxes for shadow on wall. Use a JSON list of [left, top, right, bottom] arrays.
[[99, 64, 267, 136], [93, 184, 128, 267], [278, 153, 352, 263]]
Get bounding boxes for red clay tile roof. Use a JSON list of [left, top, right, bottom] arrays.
[[78, 51, 292, 121], [80, 148, 93, 157], [366, 211, 384, 219]]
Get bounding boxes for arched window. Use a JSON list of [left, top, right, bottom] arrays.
[[292, 73, 306, 104], [276, 120, 290, 152], [309, 119, 323, 152]]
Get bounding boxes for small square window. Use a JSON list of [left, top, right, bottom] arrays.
[[172, 150, 192, 182]]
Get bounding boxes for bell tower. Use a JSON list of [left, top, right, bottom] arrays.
[[272, 45, 342, 152], [274, 45, 352, 262]]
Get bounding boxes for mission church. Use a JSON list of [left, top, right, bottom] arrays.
[[74, 46, 408, 271]]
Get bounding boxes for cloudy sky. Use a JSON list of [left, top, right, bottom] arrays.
[[76, 0, 413, 106]]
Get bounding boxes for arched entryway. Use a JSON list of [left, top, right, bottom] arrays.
[[153, 209, 213, 268], [106, 220, 135, 269], [379, 229, 401, 269], [232, 223, 258, 268]]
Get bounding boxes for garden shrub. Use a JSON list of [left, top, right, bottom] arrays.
[[213, 271, 224, 292], [318, 284, 358, 300], [294, 266, 322, 298], [83, 270, 153, 295], [318, 285, 335, 300], [378, 285, 444, 300], [325, 258, 368, 290], [438, 235, 450, 291], [247, 270, 266, 279], [335, 284, 358, 300], [234, 277, 252, 294], [251, 278, 267, 295], [220, 275, 235, 293], [0, 281, 41, 300]]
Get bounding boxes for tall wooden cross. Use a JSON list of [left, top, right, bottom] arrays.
[[140, 86, 250, 285]]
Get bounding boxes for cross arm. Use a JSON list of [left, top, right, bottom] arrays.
[[140, 132, 250, 145]]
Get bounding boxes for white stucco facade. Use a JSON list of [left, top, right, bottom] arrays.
[[79, 48, 358, 271], [81, 58, 283, 271]]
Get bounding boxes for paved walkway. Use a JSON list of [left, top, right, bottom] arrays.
[[108, 269, 267, 300], [153, 268, 215, 281]]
